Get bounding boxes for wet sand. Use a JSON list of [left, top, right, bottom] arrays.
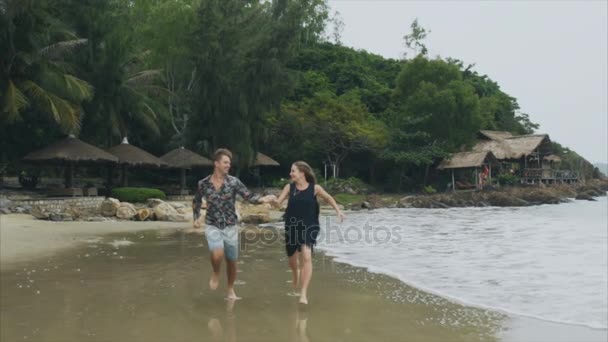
[[1, 214, 606, 342]]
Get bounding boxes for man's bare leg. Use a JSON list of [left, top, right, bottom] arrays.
[[226, 259, 240, 299], [209, 249, 224, 290], [299, 246, 313, 305], [288, 251, 300, 292]]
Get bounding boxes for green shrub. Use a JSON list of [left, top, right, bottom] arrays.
[[497, 174, 519, 186], [423, 185, 437, 194], [111, 187, 166, 203], [270, 177, 291, 188], [325, 177, 370, 194]]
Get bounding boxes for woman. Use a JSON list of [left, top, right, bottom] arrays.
[[274, 161, 345, 304]]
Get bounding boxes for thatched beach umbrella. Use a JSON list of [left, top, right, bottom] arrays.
[[22, 134, 118, 188], [253, 152, 280, 167], [107, 137, 167, 187], [251, 152, 279, 188], [160, 147, 213, 193]]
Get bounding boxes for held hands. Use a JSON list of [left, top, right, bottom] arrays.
[[336, 210, 346, 223], [259, 194, 278, 205]]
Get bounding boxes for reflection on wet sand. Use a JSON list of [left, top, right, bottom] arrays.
[[1, 228, 507, 341]]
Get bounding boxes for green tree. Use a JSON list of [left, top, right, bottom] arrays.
[[59, 0, 169, 145], [403, 18, 430, 58], [284, 91, 388, 177], [395, 56, 482, 150], [1, 0, 93, 133], [188, 0, 312, 167]]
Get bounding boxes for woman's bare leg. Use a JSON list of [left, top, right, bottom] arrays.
[[288, 250, 300, 292], [299, 245, 313, 304]]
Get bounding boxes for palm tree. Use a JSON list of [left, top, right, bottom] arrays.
[[0, 0, 93, 133], [79, 31, 169, 145]]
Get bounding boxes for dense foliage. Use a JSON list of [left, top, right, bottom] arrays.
[[1, 0, 598, 192]]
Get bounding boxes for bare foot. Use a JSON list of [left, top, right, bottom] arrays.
[[298, 294, 308, 305], [209, 272, 220, 290], [226, 288, 242, 300]]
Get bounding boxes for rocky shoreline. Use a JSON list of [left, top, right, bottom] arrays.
[[1, 179, 606, 221], [348, 179, 608, 210]]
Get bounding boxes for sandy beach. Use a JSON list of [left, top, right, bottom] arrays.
[[1, 214, 606, 342]]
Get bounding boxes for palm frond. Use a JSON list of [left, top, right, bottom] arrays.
[[2, 79, 29, 121], [39, 38, 88, 59], [21, 80, 79, 131], [125, 69, 163, 86], [48, 92, 80, 133], [63, 74, 94, 101]]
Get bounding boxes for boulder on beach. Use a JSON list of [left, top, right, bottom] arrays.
[[135, 208, 152, 221], [152, 202, 178, 221], [100, 198, 120, 217], [116, 203, 137, 220], [30, 205, 49, 220]]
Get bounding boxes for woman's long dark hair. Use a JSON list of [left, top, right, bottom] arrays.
[[293, 161, 317, 184]]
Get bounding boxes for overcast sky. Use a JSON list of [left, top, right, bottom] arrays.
[[328, 0, 607, 164]]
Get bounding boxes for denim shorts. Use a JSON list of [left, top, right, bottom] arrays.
[[205, 224, 239, 261]]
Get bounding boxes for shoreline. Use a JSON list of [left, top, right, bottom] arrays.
[[1, 213, 606, 341], [321, 248, 608, 332]]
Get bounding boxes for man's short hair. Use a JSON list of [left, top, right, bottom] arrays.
[[214, 148, 232, 162]]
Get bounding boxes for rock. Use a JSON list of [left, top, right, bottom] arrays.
[[0, 198, 12, 209], [0, 208, 11, 215], [153, 202, 178, 221], [486, 192, 530, 207], [361, 201, 372, 209], [50, 213, 73, 221], [397, 196, 415, 208], [65, 207, 81, 219], [176, 207, 190, 215], [116, 203, 137, 220], [240, 212, 271, 224], [429, 200, 449, 209], [30, 205, 49, 220], [100, 198, 120, 217], [86, 217, 106, 222], [576, 193, 597, 201], [13, 206, 26, 214], [165, 213, 189, 222], [169, 202, 186, 209], [146, 198, 165, 207], [520, 189, 562, 205], [135, 208, 152, 221]]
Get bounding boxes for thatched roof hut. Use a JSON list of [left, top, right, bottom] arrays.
[[437, 151, 499, 170], [22, 134, 118, 190], [160, 147, 213, 169], [107, 137, 167, 187], [107, 137, 167, 167], [478, 130, 513, 141], [472, 134, 552, 160], [23, 134, 118, 164], [160, 147, 213, 193], [254, 152, 280, 167]]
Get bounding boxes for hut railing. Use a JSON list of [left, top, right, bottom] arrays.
[[523, 168, 579, 180]]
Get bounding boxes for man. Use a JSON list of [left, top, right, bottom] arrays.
[[193, 148, 275, 299]]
